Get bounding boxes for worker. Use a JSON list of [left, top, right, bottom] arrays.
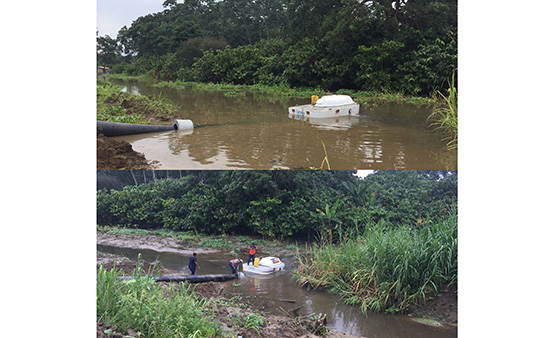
[[247, 243, 257, 265], [229, 258, 243, 274], [188, 253, 200, 275]]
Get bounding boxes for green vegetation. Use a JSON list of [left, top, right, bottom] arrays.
[[294, 214, 457, 314], [97, 259, 224, 337], [96, 78, 180, 123], [429, 71, 458, 150], [97, 170, 457, 240], [97, 170, 457, 316], [98, 0, 457, 97], [197, 237, 234, 249], [97, 105, 147, 124], [230, 313, 264, 336]]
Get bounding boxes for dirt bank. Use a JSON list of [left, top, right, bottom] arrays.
[[96, 230, 457, 337], [97, 77, 180, 170], [97, 131, 157, 170], [97, 256, 360, 338]]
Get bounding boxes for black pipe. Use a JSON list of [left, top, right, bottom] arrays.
[[119, 274, 238, 283], [97, 120, 244, 137], [97, 121, 175, 137]]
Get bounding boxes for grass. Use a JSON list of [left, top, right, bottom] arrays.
[[97, 256, 224, 337], [231, 313, 264, 335], [98, 226, 152, 236], [197, 238, 233, 248], [428, 72, 458, 150], [97, 105, 149, 124], [97, 78, 180, 123], [107, 74, 434, 106], [292, 213, 457, 314]]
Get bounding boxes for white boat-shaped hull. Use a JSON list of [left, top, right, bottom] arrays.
[[243, 257, 285, 275], [288, 95, 360, 119]]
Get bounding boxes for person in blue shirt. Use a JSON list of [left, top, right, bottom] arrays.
[[189, 253, 200, 275]]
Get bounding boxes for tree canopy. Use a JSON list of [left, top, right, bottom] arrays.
[[98, 0, 457, 96], [97, 170, 457, 240]]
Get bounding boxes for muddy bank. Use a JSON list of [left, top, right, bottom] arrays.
[[97, 131, 156, 170], [97, 256, 360, 338], [408, 283, 458, 325], [96, 230, 299, 258], [97, 77, 180, 170], [97, 230, 457, 337]]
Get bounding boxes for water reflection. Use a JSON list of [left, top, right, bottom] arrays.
[[109, 79, 456, 170], [288, 113, 361, 131]]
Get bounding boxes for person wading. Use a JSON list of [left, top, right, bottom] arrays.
[[229, 258, 243, 274], [189, 253, 200, 275], [247, 243, 257, 265]]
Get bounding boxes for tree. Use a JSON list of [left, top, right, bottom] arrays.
[[97, 34, 122, 67]]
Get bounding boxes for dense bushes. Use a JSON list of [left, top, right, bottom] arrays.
[[130, 36, 456, 96], [97, 171, 457, 240], [99, 0, 457, 97]]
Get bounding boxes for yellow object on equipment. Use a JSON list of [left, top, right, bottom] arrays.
[[311, 95, 319, 105], [254, 257, 260, 267]]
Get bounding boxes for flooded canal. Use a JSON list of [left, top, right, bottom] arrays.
[[109, 79, 456, 170], [97, 244, 457, 338]]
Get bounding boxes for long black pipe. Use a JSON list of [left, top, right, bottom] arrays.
[[97, 120, 244, 137], [119, 274, 238, 283], [97, 121, 176, 137]]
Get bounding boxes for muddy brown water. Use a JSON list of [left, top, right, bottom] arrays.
[[109, 80, 456, 170], [97, 244, 457, 338]]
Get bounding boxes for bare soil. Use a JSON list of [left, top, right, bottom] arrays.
[[97, 81, 178, 170], [96, 231, 457, 337], [97, 131, 157, 170], [408, 283, 458, 325]]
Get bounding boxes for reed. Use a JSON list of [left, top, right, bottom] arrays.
[[428, 71, 458, 150], [293, 214, 457, 314]]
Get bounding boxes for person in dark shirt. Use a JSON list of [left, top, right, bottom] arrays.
[[189, 253, 200, 275]]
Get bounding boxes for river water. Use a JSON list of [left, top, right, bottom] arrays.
[[109, 79, 456, 170], [97, 244, 457, 338]]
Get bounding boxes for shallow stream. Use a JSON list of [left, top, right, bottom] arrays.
[[97, 244, 457, 338]]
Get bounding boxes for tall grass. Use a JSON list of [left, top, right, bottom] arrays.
[[97, 258, 223, 337], [429, 72, 458, 150], [293, 213, 457, 314]]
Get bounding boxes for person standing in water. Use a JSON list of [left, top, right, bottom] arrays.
[[247, 243, 257, 265], [189, 253, 200, 275], [229, 258, 243, 274]]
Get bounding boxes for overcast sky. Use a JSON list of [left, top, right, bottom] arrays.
[[97, 0, 166, 38]]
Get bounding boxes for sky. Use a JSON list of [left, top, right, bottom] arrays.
[[97, 0, 166, 38], [354, 170, 373, 178]]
